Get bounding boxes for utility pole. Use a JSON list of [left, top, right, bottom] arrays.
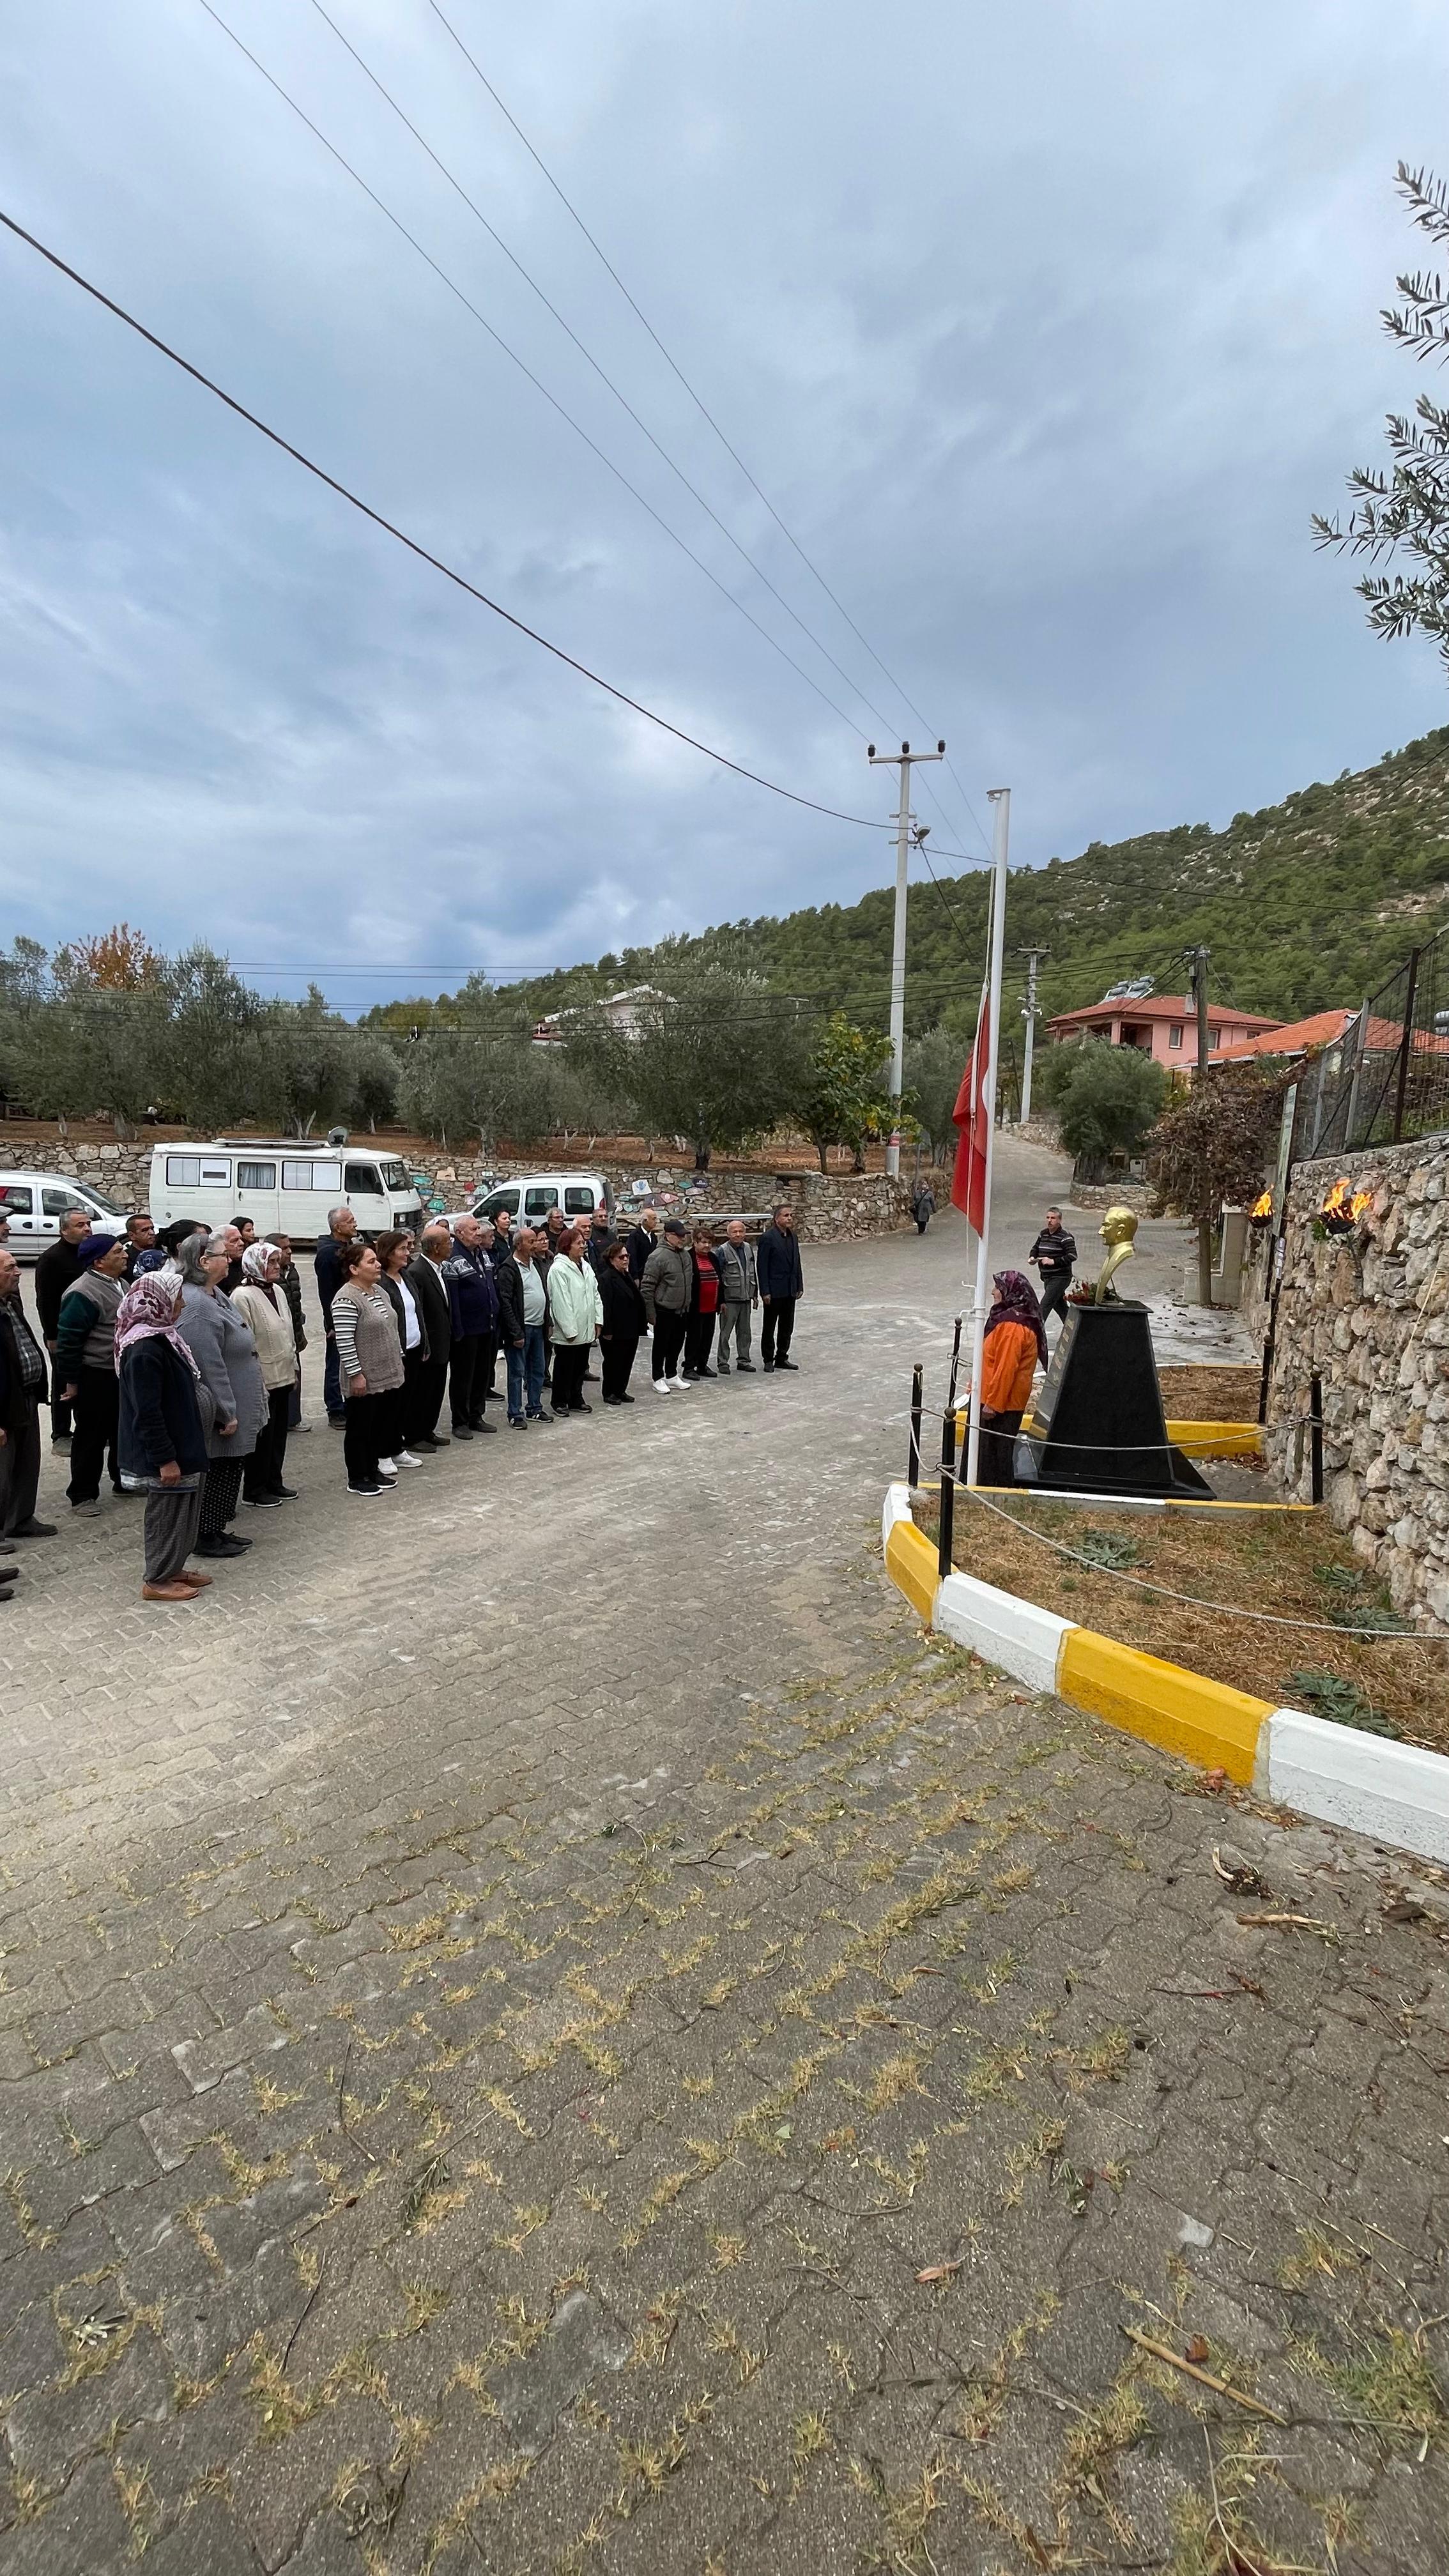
[[1018, 946, 1047, 1125], [1186, 942, 1213, 1308], [869, 737, 945, 1178]]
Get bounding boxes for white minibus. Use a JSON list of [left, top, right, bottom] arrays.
[[148, 1142, 424, 1246]]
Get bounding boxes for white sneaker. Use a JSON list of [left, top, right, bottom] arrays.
[[653, 1377, 672, 1395], [392, 1451, 424, 1468], [376, 1462, 399, 1483], [668, 1376, 691, 1391]]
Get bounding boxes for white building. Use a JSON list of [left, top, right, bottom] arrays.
[[530, 985, 671, 1048]]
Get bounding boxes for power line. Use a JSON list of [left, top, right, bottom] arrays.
[[420, 0, 992, 857], [301, 0, 920, 747], [0, 205, 900, 832], [193, 1, 868, 740]]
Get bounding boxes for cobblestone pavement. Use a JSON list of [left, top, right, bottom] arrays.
[[2, 1169, 1446, 2574]]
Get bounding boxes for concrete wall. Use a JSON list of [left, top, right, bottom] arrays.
[[1264, 1133, 1449, 1630], [0, 1138, 911, 1245]]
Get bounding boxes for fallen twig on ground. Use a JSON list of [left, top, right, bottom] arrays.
[[1122, 2326, 1287, 2422]]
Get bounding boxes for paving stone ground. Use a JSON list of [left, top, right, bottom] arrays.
[[2, 1160, 1446, 2574]]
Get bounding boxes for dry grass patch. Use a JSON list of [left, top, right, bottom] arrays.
[[1157, 1364, 1261, 1422], [916, 1492, 1449, 1755]]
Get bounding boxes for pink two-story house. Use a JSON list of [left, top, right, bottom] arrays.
[[1045, 992, 1283, 1068]]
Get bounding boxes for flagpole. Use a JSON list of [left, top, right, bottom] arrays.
[[966, 788, 1011, 1489]]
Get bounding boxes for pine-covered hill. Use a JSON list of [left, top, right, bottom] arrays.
[[376, 725, 1449, 1044]]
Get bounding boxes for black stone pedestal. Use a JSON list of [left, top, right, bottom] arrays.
[[1012, 1301, 1212, 1498]]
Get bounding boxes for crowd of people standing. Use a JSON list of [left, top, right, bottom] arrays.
[[0, 1196, 808, 1604]]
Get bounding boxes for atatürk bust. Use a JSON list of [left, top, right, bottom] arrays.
[[1095, 1204, 1139, 1303]]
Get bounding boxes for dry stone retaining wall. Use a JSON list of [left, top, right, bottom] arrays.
[[0, 1137, 910, 1244], [1264, 1133, 1449, 1630]]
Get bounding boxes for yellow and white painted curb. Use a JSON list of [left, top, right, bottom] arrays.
[[882, 1482, 1449, 1867]]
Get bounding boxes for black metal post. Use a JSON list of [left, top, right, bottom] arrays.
[[946, 1313, 963, 1412], [1309, 1373, 1324, 1505], [1392, 947, 1422, 1144], [938, 1406, 956, 1579], [908, 1362, 923, 1488]]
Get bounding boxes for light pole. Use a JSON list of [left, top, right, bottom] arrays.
[[868, 739, 945, 1178], [1018, 946, 1047, 1125]]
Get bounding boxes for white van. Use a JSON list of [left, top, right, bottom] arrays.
[[148, 1142, 424, 1246], [0, 1169, 132, 1261], [448, 1171, 613, 1229]]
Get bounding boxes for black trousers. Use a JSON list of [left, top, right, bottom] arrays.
[[761, 1298, 797, 1363], [550, 1345, 589, 1410], [49, 1376, 73, 1443], [684, 1311, 717, 1373], [404, 1347, 445, 1443], [650, 1309, 687, 1381], [243, 1385, 292, 1498], [449, 1335, 484, 1427], [978, 1408, 1023, 1488], [0, 1403, 42, 1533], [601, 1331, 640, 1399], [200, 1457, 245, 1536], [472, 1333, 498, 1419], [344, 1388, 401, 1487], [67, 1365, 119, 1503], [1038, 1275, 1071, 1328]]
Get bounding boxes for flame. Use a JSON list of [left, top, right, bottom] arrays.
[[1319, 1179, 1373, 1227], [1250, 1190, 1272, 1220]]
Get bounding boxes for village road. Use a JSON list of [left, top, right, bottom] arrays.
[[1, 1140, 1444, 2574]]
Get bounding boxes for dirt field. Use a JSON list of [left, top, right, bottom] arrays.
[[1158, 1362, 1261, 1421]]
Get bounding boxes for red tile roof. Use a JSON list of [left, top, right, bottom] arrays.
[[1047, 995, 1281, 1032]]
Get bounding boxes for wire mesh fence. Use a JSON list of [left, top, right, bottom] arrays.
[[1291, 922, 1449, 1162]]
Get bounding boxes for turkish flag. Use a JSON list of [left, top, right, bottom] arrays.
[[951, 979, 992, 1233]]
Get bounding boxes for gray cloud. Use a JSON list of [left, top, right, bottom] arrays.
[[2, 0, 1446, 1009]]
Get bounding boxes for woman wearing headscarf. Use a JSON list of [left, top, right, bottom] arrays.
[[54, 1232, 130, 1515], [975, 1269, 1047, 1488], [231, 1241, 300, 1508], [544, 1226, 602, 1416], [174, 1229, 268, 1557], [116, 1271, 211, 1602]]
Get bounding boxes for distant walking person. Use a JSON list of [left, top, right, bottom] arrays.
[[598, 1241, 647, 1402], [54, 1233, 129, 1514], [1028, 1208, 1077, 1329], [975, 1271, 1047, 1487], [912, 1181, 936, 1235], [35, 1206, 91, 1450], [115, 1271, 211, 1602], [640, 1220, 693, 1394], [757, 1202, 804, 1372], [714, 1218, 758, 1374], [315, 1205, 357, 1425], [231, 1241, 300, 1506]]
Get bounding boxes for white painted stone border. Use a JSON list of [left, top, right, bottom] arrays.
[[935, 1570, 1076, 1696], [1259, 1708, 1449, 1866], [882, 1480, 916, 1555]]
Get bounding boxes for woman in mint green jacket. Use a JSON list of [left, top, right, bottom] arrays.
[[546, 1227, 602, 1416]]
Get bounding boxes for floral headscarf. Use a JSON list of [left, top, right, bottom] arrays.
[[986, 1268, 1048, 1367], [241, 1239, 282, 1284], [114, 1271, 201, 1377]]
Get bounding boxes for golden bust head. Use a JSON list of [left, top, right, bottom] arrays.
[[1099, 1204, 1138, 1250]]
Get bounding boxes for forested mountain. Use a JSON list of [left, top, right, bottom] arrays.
[[373, 725, 1449, 1048]]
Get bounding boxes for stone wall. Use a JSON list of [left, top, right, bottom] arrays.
[[1264, 1133, 1449, 1629], [0, 1137, 910, 1245]]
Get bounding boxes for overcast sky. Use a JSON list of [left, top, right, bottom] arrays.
[[3, 0, 1447, 1014]]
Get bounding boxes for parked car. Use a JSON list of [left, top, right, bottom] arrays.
[[0, 1169, 132, 1260], [445, 1172, 614, 1230], [148, 1141, 424, 1246]]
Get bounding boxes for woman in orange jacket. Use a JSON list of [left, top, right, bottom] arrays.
[[977, 1269, 1047, 1486]]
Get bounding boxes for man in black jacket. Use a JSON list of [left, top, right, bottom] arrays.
[[625, 1208, 659, 1281], [406, 1223, 453, 1448], [314, 1206, 357, 1425], [0, 1248, 53, 1544], [1028, 1208, 1077, 1329], [756, 1202, 804, 1371], [35, 1208, 91, 1449]]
